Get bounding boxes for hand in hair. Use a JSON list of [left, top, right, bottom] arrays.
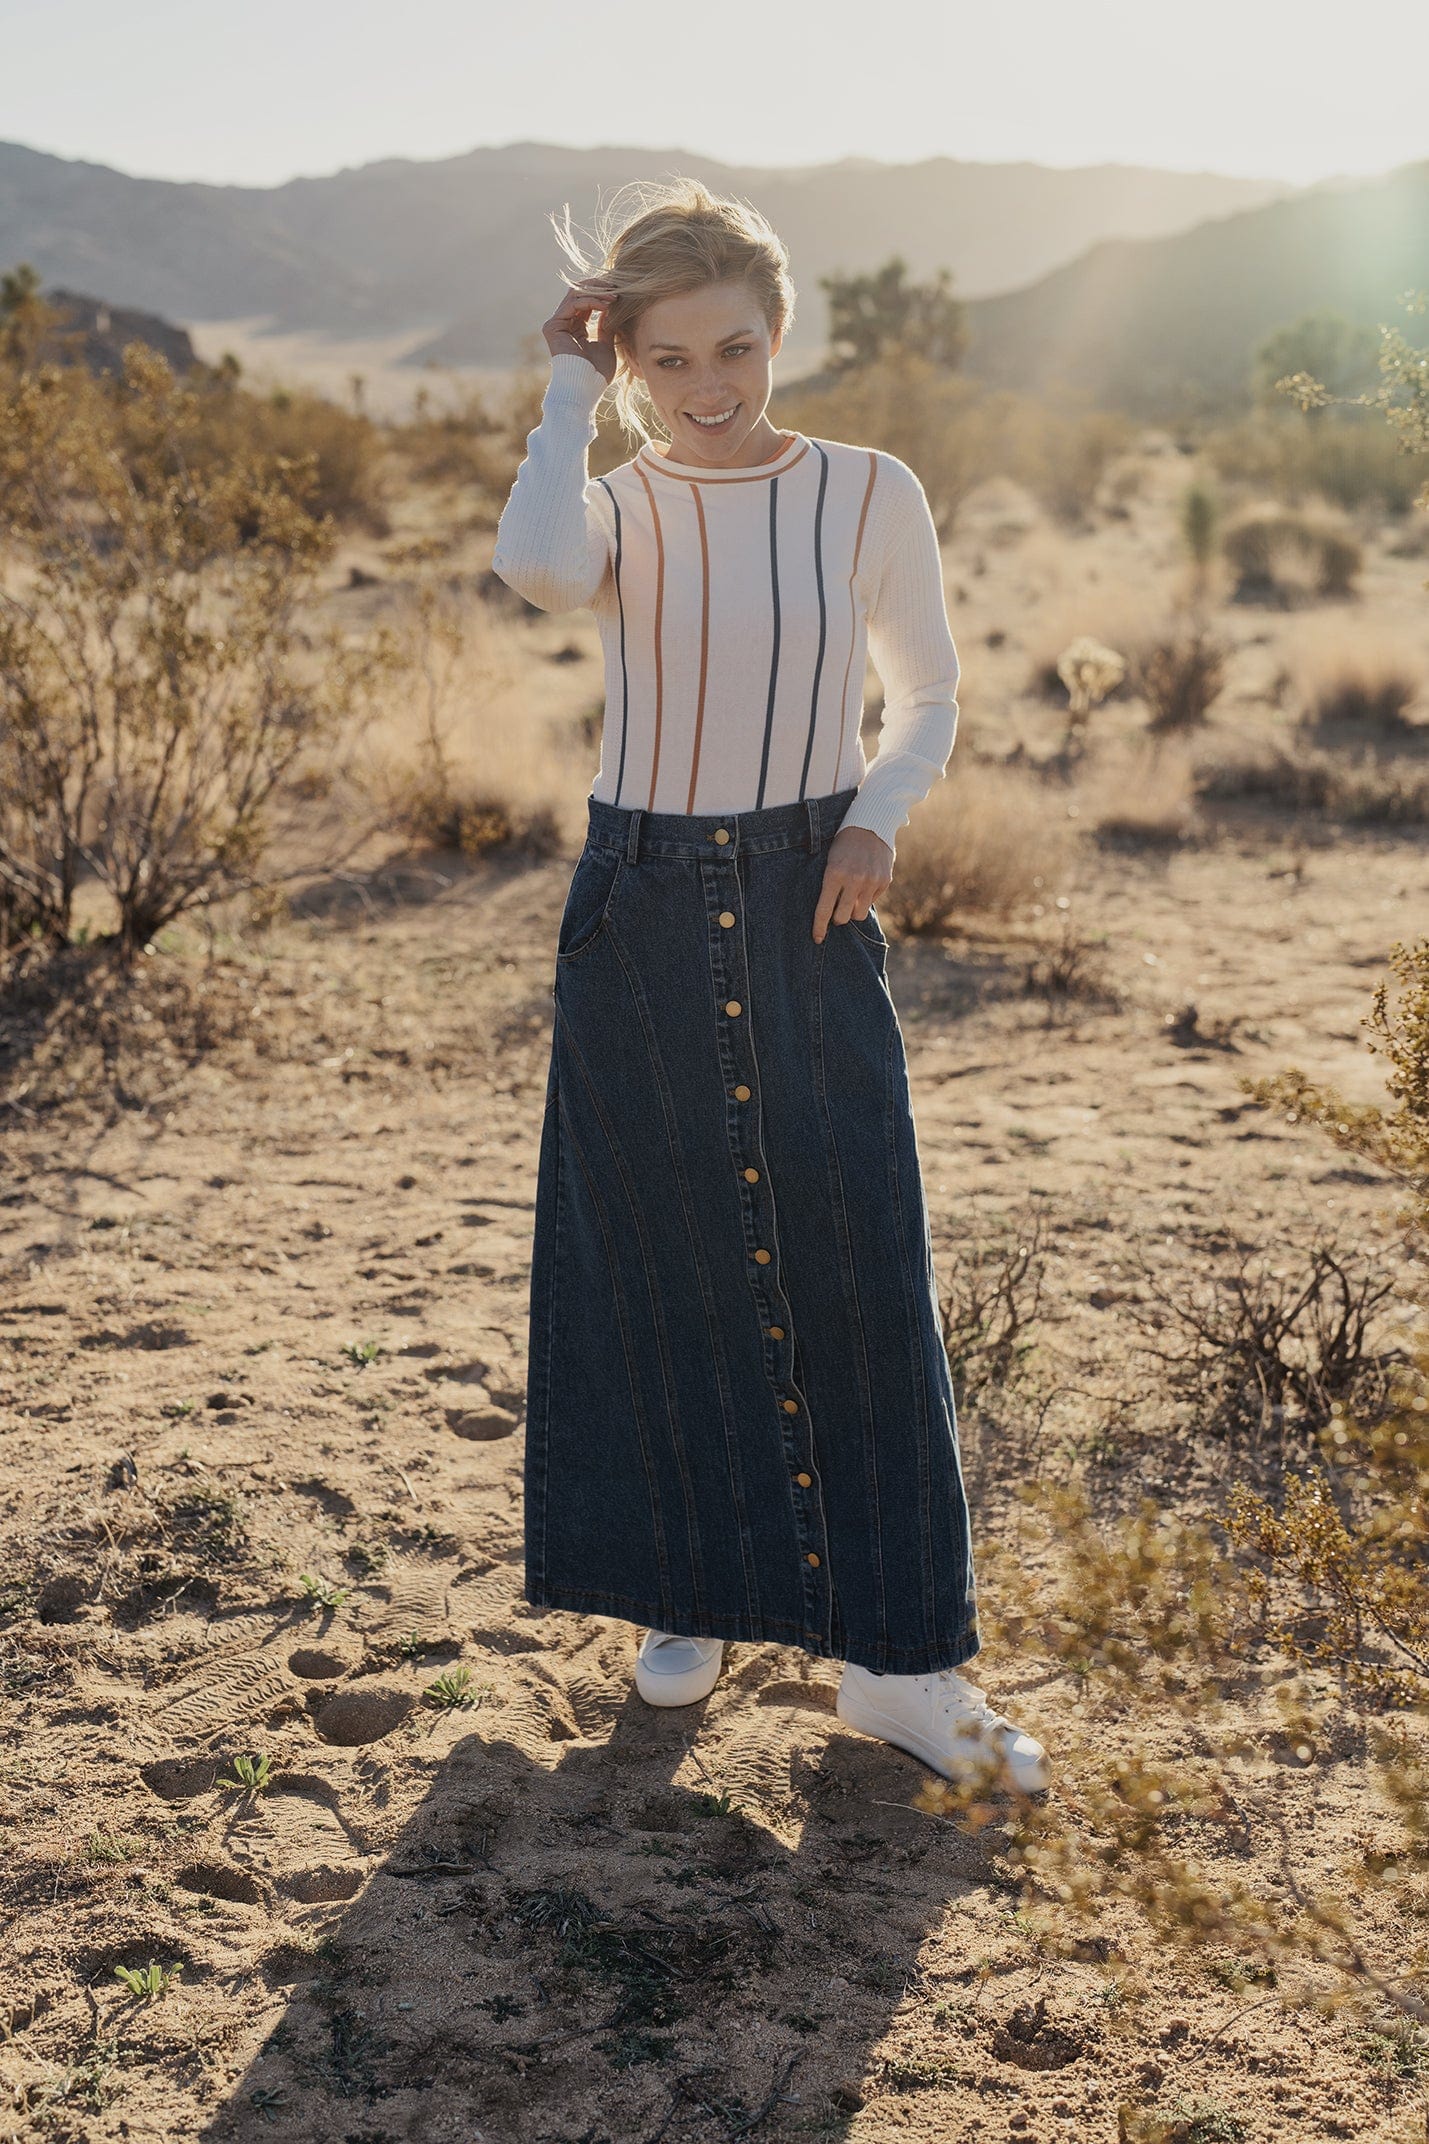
[[543, 276, 619, 383]]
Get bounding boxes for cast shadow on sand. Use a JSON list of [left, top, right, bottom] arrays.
[[188, 1628, 1062, 2144]]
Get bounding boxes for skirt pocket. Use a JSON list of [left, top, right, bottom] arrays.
[[555, 841, 624, 965]]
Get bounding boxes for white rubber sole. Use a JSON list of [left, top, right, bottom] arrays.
[[634, 1633, 725, 1708], [835, 1680, 1050, 1793]]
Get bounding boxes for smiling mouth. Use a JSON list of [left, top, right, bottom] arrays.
[[686, 403, 740, 431]]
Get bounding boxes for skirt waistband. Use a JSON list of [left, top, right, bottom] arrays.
[[585, 786, 862, 862]]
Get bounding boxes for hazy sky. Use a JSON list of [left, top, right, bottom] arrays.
[[3, 0, 1425, 190]]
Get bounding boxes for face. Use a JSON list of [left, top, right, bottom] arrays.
[[623, 279, 785, 467]]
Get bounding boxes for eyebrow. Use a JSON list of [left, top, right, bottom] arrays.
[[647, 326, 758, 351]]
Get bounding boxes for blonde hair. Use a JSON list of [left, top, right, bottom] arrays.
[[549, 176, 797, 449]]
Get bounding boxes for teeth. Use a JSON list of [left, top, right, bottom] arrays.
[[690, 406, 738, 426]]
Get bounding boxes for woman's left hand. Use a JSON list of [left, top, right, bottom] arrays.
[[812, 825, 893, 943]]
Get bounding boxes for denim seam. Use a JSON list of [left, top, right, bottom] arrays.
[[554, 1044, 677, 1627], [600, 918, 750, 1621], [811, 927, 889, 1665], [885, 1013, 937, 1653]]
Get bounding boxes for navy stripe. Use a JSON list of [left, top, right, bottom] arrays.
[[798, 445, 830, 800], [598, 477, 631, 806], [755, 477, 781, 808]]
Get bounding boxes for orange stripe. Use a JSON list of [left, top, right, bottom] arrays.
[[634, 460, 666, 807], [639, 439, 811, 485], [836, 451, 879, 784], [685, 483, 711, 812]]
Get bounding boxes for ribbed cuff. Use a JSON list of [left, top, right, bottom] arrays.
[[545, 351, 610, 421], [836, 791, 907, 858]]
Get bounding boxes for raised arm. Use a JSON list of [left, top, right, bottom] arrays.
[[838, 457, 961, 859], [491, 353, 612, 613]]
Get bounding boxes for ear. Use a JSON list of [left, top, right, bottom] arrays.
[[770, 321, 784, 360]]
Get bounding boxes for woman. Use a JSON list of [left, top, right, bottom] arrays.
[[492, 177, 1048, 1795]]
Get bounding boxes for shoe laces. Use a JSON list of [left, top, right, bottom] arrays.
[[931, 1666, 1009, 1734]]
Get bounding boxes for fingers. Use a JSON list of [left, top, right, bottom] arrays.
[[811, 870, 885, 944]]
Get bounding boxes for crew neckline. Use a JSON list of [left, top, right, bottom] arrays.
[[636, 428, 810, 483]]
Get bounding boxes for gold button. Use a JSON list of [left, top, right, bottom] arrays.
[[724, 999, 742, 1017], [768, 1325, 784, 1339], [782, 1398, 798, 1415], [795, 1471, 812, 1487], [719, 911, 735, 927], [734, 1084, 751, 1101], [805, 1551, 820, 1567], [713, 828, 731, 844], [754, 1248, 771, 1265], [743, 1166, 759, 1183]]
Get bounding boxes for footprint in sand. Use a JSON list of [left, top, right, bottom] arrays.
[[225, 1778, 371, 1905]]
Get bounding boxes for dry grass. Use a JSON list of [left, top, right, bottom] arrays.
[[1279, 615, 1428, 739], [1090, 736, 1201, 848], [885, 754, 1081, 931]]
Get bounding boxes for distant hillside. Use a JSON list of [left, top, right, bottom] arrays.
[[0, 137, 1287, 372], [961, 160, 1429, 419], [39, 288, 196, 375]]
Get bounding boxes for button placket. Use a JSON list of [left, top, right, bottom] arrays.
[[706, 825, 826, 1615]]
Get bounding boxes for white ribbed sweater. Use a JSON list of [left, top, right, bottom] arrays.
[[490, 353, 961, 856]]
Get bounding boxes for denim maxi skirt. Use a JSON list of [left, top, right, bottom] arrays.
[[524, 784, 980, 1676]]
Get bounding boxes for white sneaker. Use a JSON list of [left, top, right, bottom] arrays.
[[634, 1629, 726, 1708], [836, 1660, 1050, 1793]]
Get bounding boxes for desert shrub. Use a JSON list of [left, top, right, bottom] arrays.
[[1092, 738, 1199, 848], [882, 757, 1079, 933], [1122, 1235, 1406, 1451], [364, 565, 569, 861], [777, 346, 1003, 539], [777, 353, 1133, 536], [1055, 635, 1127, 753], [0, 344, 396, 963], [1195, 742, 1429, 824], [1178, 480, 1221, 597], [1127, 619, 1228, 731], [1222, 505, 1362, 603], [1300, 656, 1421, 738], [204, 378, 391, 535], [994, 396, 1136, 528], [939, 1204, 1051, 1407], [1203, 411, 1429, 514]]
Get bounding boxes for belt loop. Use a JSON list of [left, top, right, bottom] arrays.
[[625, 807, 643, 866], [806, 796, 821, 855]]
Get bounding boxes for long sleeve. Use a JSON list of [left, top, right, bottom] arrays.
[[490, 352, 612, 612], [838, 459, 960, 858]]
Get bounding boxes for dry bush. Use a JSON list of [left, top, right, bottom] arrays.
[[1023, 592, 1148, 705], [1019, 905, 1119, 1009], [1203, 409, 1429, 515], [1223, 505, 1362, 604], [910, 940, 1429, 2034], [1281, 621, 1424, 740], [884, 757, 1080, 933], [777, 346, 1003, 539], [939, 1204, 1052, 1408], [1091, 737, 1200, 848], [1194, 740, 1429, 824], [193, 372, 391, 535], [997, 396, 1137, 528], [0, 343, 398, 965], [1122, 1234, 1407, 1452], [362, 565, 583, 860], [1127, 618, 1229, 731], [778, 353, 1132, 537]]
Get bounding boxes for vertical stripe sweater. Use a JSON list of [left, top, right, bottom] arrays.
[[490, 352, 961, 856]]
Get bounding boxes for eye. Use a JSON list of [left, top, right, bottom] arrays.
[[655, 345, 753, 370]]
